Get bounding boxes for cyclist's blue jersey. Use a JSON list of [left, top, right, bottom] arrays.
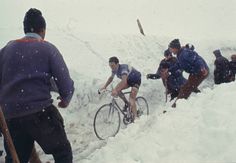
[[111, 64, 137, 79]]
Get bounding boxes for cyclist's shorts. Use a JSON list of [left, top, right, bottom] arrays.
[[127, 71, 141, 89]]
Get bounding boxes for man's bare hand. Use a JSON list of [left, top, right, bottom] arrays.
[[201, 68, 208, 77]]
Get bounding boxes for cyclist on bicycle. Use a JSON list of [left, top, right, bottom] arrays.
[[100, 56, 141, 119]]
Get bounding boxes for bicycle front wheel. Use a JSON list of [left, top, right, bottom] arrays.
[[136, 96, 149, 116], [93, 104, 121, 140]]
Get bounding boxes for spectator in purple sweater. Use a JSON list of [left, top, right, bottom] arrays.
[[0, 8, 74, 163]]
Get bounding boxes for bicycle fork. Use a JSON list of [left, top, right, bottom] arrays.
[[107, 101, 116, 122]]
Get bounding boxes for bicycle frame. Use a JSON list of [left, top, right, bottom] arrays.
[[110, 96, 130, 117], [99, 89, 133, 120]]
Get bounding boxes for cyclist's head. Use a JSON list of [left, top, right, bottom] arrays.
[[109, 56, 119, 71], [109, 56, 119, 64]]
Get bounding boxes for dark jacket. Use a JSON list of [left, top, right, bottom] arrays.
[[214, 55, 231, 84], [0, 33, 74, 119], [169, 48, 209, 75], [230, 61, 236, 80], [147, 57, 186, 94]]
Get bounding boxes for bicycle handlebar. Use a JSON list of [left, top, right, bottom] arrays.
[[98, 89, 130, 95], [98, 89, 112, 95]]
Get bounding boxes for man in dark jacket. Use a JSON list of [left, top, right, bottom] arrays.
[[213, 49, 232, 84], [164, 39, 209, 107], [0, 8, 74, 163], [229, 54, 236, 81], [147, 49, 187, 100]]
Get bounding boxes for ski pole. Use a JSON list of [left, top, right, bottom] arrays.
[[0, 106, 20, 163]]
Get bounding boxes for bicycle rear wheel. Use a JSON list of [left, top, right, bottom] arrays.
[[93, 104, 121, 140], [136, 96, 149, 116]]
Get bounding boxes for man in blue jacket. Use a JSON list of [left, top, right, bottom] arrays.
[[0, 8, 74, 163], [165, 39, 209, 107], [147, 49, 187, 101]]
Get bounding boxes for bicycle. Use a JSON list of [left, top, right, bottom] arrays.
[[93, 90, 149, 140]]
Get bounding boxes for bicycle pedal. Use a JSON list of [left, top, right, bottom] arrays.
[[126, 118, 133, 123], [123, 115, 134, 124]]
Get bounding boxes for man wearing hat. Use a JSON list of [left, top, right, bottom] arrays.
[[213, 49, 232, 84], [166, 39, 209, 107], [0, 8, 74, 162], [147, 49, 187, 100]]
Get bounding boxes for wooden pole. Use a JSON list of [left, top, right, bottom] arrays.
[[0, 106, 20, 163], [137, 19, 145, 36]]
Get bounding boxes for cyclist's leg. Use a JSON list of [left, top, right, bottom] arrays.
[[127, 71, 141, 119], [118, 85, 129, 105], [129, 86, 139, 118]]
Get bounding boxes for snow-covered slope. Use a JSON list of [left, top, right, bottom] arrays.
[[80, 83, 236, 163], [1, 0, 236, 162]]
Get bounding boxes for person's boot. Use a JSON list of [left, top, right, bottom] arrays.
[[193, 88, 201, 93]]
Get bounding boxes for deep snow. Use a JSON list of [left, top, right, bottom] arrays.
[[1, 0, 236, 162]]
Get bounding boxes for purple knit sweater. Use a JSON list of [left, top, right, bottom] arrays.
[[0, 33, 74, 119]]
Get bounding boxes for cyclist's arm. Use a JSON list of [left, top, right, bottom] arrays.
[[102, 75, 114, 89], [114, 74, 128, 92]]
